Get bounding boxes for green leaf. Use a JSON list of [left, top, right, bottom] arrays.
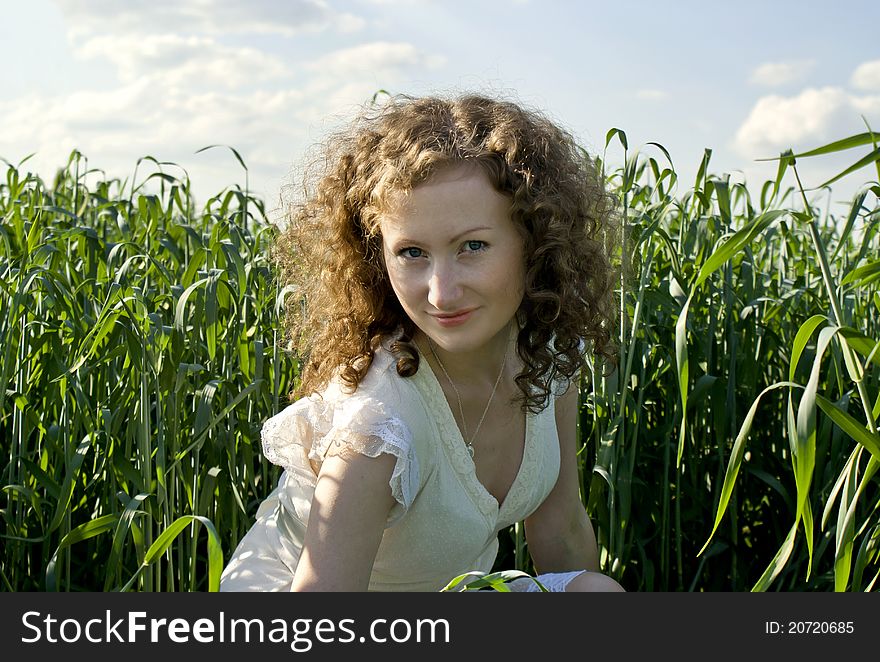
[[852, 523, 880, 591], [695, 210, 787, 289], [604, 128, 628, 151], [46, 515, 118, 591], [124, 515, 223, 592], [440, 570, 546, 592], [833, 452, 860, 592], [167, 382, 260, 469], [174, 276, 209, 332], [841, 259, 880, 287], [822, 445, 860, 530], [816, 395, 880, 461], [831, 190, 869, 262], [792, 326, 838, 566], [205, 272, 219, 360], [645, 141, 674, 169], [103, 493, 150, 591], [789, 314, 828, 382], [789, 132, 880, 159], [196, 144, 248, 173], [838, 328, 880, 368], [819, 145, 880, 189], [48, 434, 95, 533], [700, 382, 800, 556], [752, 521, 799, 592], [674, 291, 693, 467], [692, 148, 712, 193]]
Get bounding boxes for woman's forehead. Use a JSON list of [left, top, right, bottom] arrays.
[[381, 164, 504, 214], [377, 178, 515, 250]]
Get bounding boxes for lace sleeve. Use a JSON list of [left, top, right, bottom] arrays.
[[260, 391, 419, 523]]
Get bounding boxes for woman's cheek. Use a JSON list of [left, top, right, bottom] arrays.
[[386, 268, 414, 306]]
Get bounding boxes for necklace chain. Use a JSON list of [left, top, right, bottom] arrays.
[[425, 336, 510, 458]]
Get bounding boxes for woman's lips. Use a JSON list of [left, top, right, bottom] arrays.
[[432, 309, 475, 327]]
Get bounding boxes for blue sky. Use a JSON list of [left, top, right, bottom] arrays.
[[2, 0, 878, 217]]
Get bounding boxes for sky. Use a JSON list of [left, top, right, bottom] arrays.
[[2, 0, 879, 220]]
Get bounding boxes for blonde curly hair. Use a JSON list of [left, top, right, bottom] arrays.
[[275, 93, 619, 413]]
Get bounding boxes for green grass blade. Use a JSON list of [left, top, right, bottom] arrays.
[[695, 210, 787, 289], [816, 395, 880, 461], [818, 145, 880, 189], [45, 514, 118, 591], [674, 291, 693, 467], [128, 515, 224, 592], [790, 314, 829, 381], [752, 521, 799, 591], [699, 382, 800, 556]]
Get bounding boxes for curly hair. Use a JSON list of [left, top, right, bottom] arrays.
[[275, 93, 619, 413]]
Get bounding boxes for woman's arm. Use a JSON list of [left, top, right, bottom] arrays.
[[523, 381, 599, 573], [291, 444, 398, 591]]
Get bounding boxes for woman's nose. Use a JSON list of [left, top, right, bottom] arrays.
[[427, 261, 462, 310]]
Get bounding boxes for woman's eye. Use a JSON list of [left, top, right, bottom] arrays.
[[464, 240, 486, 252], [400, 247, 423, 259]]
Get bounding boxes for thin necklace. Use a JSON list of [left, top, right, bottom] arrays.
[[425, 336, 510, 458]]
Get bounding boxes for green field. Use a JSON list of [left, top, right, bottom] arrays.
[[2, 133, 878, 591]]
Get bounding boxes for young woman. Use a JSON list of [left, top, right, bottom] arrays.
[[220, 93, 624, 592]]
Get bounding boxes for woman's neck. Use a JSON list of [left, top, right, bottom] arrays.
[[414, 323, 516, 390]]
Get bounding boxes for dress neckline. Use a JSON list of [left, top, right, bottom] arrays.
[[412, 354, 536, 521]]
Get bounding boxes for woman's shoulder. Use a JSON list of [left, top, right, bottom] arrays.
[[265, 343, 419, 443], [260, 342, 427, 518], [354, 342, 417, 403]]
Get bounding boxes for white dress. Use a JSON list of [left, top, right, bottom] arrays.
[[220, 343, 578, 592]]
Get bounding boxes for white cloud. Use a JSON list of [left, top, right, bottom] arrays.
[[0, 82, 311, 204], [749, 59, 815, 87], [733, 86, 880, 157], [287, 43, 446, 127], [851, 60, 880, 91], [75, 34, 289, 89], [0, 37, 446, 207], [2, 5, 446, 208], [54, 0, 365, 38], [305, 41, 446, 77], [636, 89, 667, 101], [358, 0, 433, 5]]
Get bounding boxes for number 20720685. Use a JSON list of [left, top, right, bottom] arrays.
[[764, 621, 854, 635]]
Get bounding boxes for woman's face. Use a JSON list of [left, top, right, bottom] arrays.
[[379, 163, 525, 356]]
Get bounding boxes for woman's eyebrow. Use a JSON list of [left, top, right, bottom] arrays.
[[449, 226, 492, 242], [392, 226, 493, 246]]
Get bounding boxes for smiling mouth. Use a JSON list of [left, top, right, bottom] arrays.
[[431, 309, 475, 326]]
